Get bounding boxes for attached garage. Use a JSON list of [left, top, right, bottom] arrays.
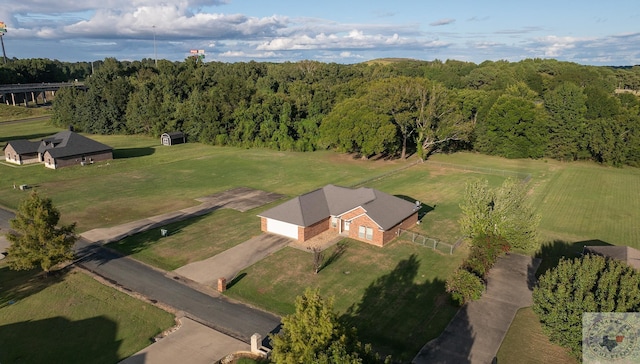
[[264, 218, 299, 240]]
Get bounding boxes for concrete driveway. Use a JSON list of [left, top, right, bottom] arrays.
[[174, 233, 291, 285], [413, 253, 540, 364], [120, 317, 250, 364], [81, 187, 284, 245]]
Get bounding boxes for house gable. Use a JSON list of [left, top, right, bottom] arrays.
[[4, 131, 113, 169], [259, 184, 419, 245]]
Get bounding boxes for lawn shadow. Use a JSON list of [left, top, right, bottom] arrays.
[[340, 254, 469, 362], [0, 132, 54, 145], [226, 272, 247, 290], [0, 316, 121, 363], [394, 194, 434, 219], [0, 265, 69, 308], [535, 239, 612, 277], [113, 147, 155, 159], [318, 241, 348, 273], [105, 212, 212, 257]]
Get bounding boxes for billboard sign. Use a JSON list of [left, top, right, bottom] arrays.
[[0, 22, 6, 35]]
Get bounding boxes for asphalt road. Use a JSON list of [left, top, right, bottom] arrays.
[[0, 207, 281, 343]]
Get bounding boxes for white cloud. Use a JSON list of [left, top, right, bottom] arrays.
[[430, 18, 455, 26]]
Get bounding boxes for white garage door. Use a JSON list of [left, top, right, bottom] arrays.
[[266, 219, 299, 239]]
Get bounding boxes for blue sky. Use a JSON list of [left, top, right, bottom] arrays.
[[1, 0, 639, 65]]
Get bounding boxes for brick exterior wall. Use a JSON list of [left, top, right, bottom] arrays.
[[260, 217, 268, 232], [46, 150, 113, 169], [300, 217, 330, 242], [344, 210, 419, 247], [3, 145, 39, 165], [381, 211, 419, 246]]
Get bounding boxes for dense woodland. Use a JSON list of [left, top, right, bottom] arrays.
[[2, 57, 640, 166]]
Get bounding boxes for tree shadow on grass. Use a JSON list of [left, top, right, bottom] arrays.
[[394, 194, 434, 219], [0, 265, 69, 308], [0, 316, 121, 364], [340, 254, 471, 363], [113, 147, 155, 159], [104, 212, 212, 258], [0, 132, 54, 144], [534, 239, 612, 278], [318, 241, 348, 273]]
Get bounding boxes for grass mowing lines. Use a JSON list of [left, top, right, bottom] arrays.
[[0, 267, 175, 364], [225, 239, 464, 361], [535, 164, 640, 248]]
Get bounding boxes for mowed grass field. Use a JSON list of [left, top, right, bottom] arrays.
[[4, 119, 640, 362], [0, 120, 405, 232], [0, 266, 175, 364]]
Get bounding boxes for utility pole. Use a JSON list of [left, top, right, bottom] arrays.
[[153, 25, 157, 67], [0, 21, 7, 64]]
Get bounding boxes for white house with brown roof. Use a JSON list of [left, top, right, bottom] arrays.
[[3, 130, 113, 169], [258, 184, 419, 247]]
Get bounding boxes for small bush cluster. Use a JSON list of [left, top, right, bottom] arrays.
[[446, 233, 510, 305]]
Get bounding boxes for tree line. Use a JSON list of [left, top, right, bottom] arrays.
[[7, 57, 639, 166]]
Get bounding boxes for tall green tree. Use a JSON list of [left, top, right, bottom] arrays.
[[533, 255, 640, 359], [544, 82, 588, 160], [476, 94, 547, 158], [6, 191, 77, 273], [459, 178, 540, 252]]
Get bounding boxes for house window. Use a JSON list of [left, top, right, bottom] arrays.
[[359, 226, 373, 240], [331, 217, 338, 228], [365, 227, 373, 240]]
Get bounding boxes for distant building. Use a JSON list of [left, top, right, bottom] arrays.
[[3, 130, 113, 169], [583, 245, 640, 270], [161, 132, 186, 146]]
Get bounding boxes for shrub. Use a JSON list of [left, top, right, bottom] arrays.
[[463, 233, 510, 279], [446, 268, 485, 306], [533, 254, 640, 359]]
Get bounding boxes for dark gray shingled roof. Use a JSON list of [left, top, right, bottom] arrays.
[[38, 130, 112, 158], [258, 184, 418, 230], [3, 139, 40, 154], [583, 245, 640, 270]]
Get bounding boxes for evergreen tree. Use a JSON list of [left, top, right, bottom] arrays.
[[6, 191, 77, 273]]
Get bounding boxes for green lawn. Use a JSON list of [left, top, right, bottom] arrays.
[[4, 121, 640, 361], [0, 266, 175, 364], [497, 307, 576, 364], [226, 239, 465, 361], [0, 120, 405, 232], [0, 104, 52, 122], [108, 205, 271, 271]]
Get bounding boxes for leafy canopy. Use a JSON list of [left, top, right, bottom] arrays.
[[6, 191, 77, 273], [270, 289, 377, 364], [459, 177, 540, 252], [533, 254, 640, 359]]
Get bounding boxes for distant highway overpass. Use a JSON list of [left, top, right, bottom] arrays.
[[0, 82, 87, 106]]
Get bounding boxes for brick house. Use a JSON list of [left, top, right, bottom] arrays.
[[3, 130, 113, 169], [258, 184, 419, 247]]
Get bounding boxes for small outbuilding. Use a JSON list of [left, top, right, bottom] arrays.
[[161, 132, 186, 146], [583, 245, 640, 270]]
